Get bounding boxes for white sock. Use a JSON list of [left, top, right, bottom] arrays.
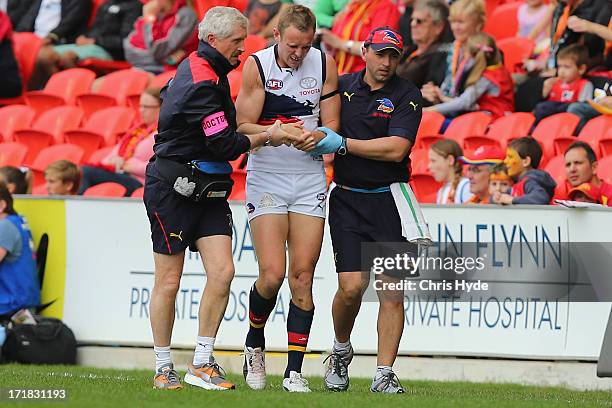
[[333, 338, 352, 354], [376, 365, 392, 374], [154, 345, 171, 372], [193, 336, 215, 366]]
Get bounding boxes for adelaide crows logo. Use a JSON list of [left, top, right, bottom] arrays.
[[382, 30, 401, 45], [376, 98, 394, 114]]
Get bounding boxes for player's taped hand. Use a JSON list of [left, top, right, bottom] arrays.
[[309, 127, 343, 156]]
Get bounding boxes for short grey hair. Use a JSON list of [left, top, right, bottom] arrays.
[[198, 6, 248, 42], [414, 0, 449, 24]]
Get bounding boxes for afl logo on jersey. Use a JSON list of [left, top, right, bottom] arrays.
[[300, 77, 317, 89], [266, 79, 283, 90]]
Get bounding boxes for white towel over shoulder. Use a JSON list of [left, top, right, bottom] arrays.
[[390, 182, 433, 245]]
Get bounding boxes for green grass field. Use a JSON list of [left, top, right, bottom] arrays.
[[0, 364, 611, 407]]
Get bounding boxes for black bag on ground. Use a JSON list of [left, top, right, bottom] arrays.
[[2, 316, 77, 364]]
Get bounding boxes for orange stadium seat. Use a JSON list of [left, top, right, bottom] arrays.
[[532, 113, 579, 164], [599, 128, 612, 158], [131, 186, 145, 198], [544, 154, 568, 201], [83, 182, 127, 197], [87, 146, 114, 164], [410, 148, 430, 175], [0, 33, 44, 106], [194, 0, 247, 20], [76, 69, 151, 119], [462, 135, 502, 151], [410, 174, 440, 203], [30, 143, 85, 186], [443, 111, 492, 147], [228, 69, 242, 101], [14, 106, 84, 164], [483, 1, 521, 41], [578, 115, 612, 157], [230, 169, 246, 200], [0, 142, 28, 166], [415, 111, 445, 148], [238, 35, 268, 68], [0, 105, 35, 142], [486, 112, 535, 148], [151, 70, 177, 89], [25, 68, 96, 116], [498, 37, 535, 73], [597, 156, 612, 184], [65, 107, 136, 159]]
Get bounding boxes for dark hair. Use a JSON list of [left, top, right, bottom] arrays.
[[557, 44, 589, 67], [278, 4, 316, 34], [0, 181, 16, 215], [490, 163, 509, 175], [0, 166, 28, 194], [565, 141, 597, 164], [509, 137, 543, 169]]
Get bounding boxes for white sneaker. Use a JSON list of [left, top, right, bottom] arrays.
[[242, 346, 266, 390], [282, 371, 311, 392]]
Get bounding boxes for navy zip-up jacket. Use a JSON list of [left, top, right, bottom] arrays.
[[154, 41, 251, 163]]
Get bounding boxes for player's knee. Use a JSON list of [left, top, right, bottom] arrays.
[[259, 271, 284, 294], [155, 274, 181, 296], [338, 283, 363, 304], [288, 269, 313, 294], [208, 264, 235, 288]]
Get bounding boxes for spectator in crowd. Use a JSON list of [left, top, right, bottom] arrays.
[[318, 0, 401, 74], [0, 10, 21, 98], [564, 141, 612, 205], [396, 0, 451, 90], [245, 0, 282, 36], [421, 0, 485, 107], [78, 88, 161, 196], [517, 0, 552, 44], [488, 163, 513, 199], [568, 14, 612, 68], [0, 182, 39, 320], [534, 44, 593, 124], [567, 181, 601, 203], [0, 166, 30, 194], [424, 32, 514, 119], [428, 139, 472, 204], [3, 0, 35, 27], [458, 145, 505, 204], [44, 159, 80, 195], [313, 0, 349, 29], [494, 137, 556, 205], [124, 0, 198, 74]]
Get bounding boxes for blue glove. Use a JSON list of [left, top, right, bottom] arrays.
[[309, 127, 345, 156]]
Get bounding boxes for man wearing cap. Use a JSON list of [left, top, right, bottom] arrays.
[[567, 182, 602, 203], [564, 141, 612, 206], [459, 146, 505, 204], [303, 27, 423, 394]]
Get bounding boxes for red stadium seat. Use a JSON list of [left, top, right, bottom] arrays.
[[483, 1, 521, 41], [532, 113, 580, 163], [238, 35, 268, 69], [410, 174, 441, 203], [65, 107, 136, 158], [418, 135, 444, 151], [497, 37, 535, 73], [443, 111, 493, 147], [76, 69, 151, 119], [600, 128, 612, 158], [462, 135, 502, 151], [0, 105, 35, 142], [30, 143, 85, 186], [544, 154, 568, 202], [410, 148, 430, 175], [415, 111, 445, 148], [0, 142, 28, 166], [14, 106, 84, 164], [83, 182, 127, 197], [578, 115, 612, 157], [0, 33, 44, 106], [87, 146, 114, 164], [25, 68, 96, 115], [131, 186, 145, 198], [228, 69, 242, 101], [598, 156, 612, 184], [486, 112, 535, 148], [151, 70, 176, 89], [229, 169, 246, 200], [194, 0, 248, 20]]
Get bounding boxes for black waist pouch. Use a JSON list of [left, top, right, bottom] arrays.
[[155, 156, 234, 202]]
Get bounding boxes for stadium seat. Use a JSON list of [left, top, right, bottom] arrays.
[[194, 0, 248, 20], [486, 112, 535, 148], [578, 115, 612, 157], [0, 105, 35, 142], [410, 148, 430, 175], [543, 154, 568, 201], [532, 113, 580, 163], [83, 182, 127, 197], [78, 58, 132, 76], [14, 106, 84, 164], [0, 142, 28, 166], [238, 35, 268, 68], [415, 111, 445, 148], [229, 169, 246, 200], [462, 135, 502, 151], [600, 128, 612, 158], [443, 111, 493, 147], [483, 1, 521, 41], [228, 69, 242, 101], [131, 186, 145, 198], [65, 107, 136, 158], [497, 37, 535, 73], [410, 174, 441, 203], [25, 68, 96, 115], [30, 143, 85, 186], [151, 70, 176, 89], [87, 146, 114, 164], [76, 69, 151, 119], [597, 156, 612, 184], [0, 33, 44, 106]]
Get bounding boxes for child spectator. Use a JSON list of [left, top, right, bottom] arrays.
[[534, 44, 594, 123], [428, 139, 473, 204], [458, 145, 505, 204], [494, 137, 556, 205], [488, 163, 512, 199], [44, 160, 80, 196], [424, 32, 514, 119], [0, 166, 31, 194], [567, 182, 601, 203]]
